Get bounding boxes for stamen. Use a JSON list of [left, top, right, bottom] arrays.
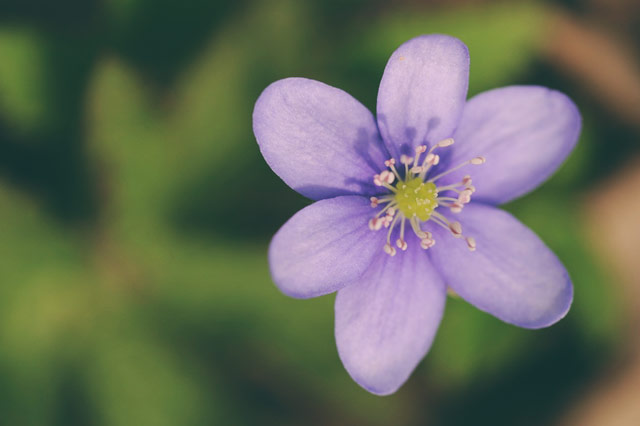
[[385, 158, 403, 181], [367, 141, 482, 255], [382, 210, 395, 228], [382, 182, 397, 192], [428, 156, 486, 183], [436, 137, 454, 148], [466, 236, 476, 251], [409, 216, 427, 239], [435, 180, 471, 192], [430, 211, 449, 225], [420, 236, 435, 249], [430, 211, 461, 237], [413, 145, 427, 168], [436, 198, 465, 213], [374, 202, 397, 218], [448, 221, 463, 238], [425, 153, 439, 166], [396, 238, 408, 251], [383, 243, 396, 256], [458, 189, 472, 204], [380, 170, 394, 184], [449, 202, 463, 213], [386, 213, 401, 243], [368, 217, 383, 231], [369, 217, 384, 231]]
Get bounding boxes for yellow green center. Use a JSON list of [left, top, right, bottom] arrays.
[[394, 178, 438, 221]]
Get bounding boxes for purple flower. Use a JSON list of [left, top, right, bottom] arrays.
[[252, 34, 580, 395]]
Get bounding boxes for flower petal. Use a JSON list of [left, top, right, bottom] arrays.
[[335, 241, 446, 395], [269, 196, 384, 299], [253, 78, 389, 200], [438, 86, 581, 204], [376, 34, 469, 159], [428, 203, 572, 329]]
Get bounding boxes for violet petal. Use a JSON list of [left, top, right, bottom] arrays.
[[335, 240, 446, 395], [376, 34, 469, 159], [437, 86, 581, 204], [253, 78, 388, 200], [269, 196, 384, 299], [428, 203, 572, 329]]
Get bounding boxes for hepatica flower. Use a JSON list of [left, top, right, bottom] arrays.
[[253, 35, 580, 395]]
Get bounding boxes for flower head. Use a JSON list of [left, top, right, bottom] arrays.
[[253, 35, 580, 395]]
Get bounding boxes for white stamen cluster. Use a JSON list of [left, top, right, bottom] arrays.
[[368, 137, 485, 256]]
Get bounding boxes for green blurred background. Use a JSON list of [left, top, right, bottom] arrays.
[[1, 0, 640, 425]]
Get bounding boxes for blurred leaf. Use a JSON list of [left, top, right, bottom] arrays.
[[105, 0, 141, 27], [87, 324, 221, 426], [0, 27, 49, 135], [168, 0, 309, 175], [0, 186, 84, 295], [87, 0, 310, 242], [86, 57, 167, 224], [0, 186, 92, 426]]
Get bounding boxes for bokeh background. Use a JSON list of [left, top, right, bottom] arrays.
[[1, 0, 639, 425]]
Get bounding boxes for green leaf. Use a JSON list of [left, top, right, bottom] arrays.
[[0, 27, 50, 135]]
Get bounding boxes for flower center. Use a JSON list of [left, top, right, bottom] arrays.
[[369, 137, 485, 256], [394, 178, 438, 221]]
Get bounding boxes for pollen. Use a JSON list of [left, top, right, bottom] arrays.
[[394, 178, 438, 221]]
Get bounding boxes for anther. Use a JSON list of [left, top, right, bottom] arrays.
[[370, 196, 379, 207], [379, 170, 395, 184], [458, 190, 472, 204], [396, 238, 408, 251], [437, 138, 454, 148], [448, 221, 463, 238], [400, 154, 413, 165], [369, 218, 383, 231], [466, 236, 476, 251], [420, 237, 435, 249], [384, 158, 396, 167], [425, 153, 440, 166], [450, 202, 463, 213], [470, 156, 486, 165], [383, 243, 397, 256]]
